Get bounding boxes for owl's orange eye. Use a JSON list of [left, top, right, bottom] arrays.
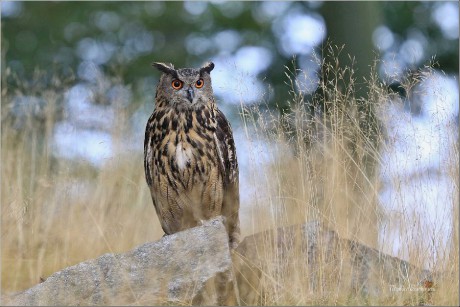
[[172, 79, 183, 90], [195, 79, 204, 88]]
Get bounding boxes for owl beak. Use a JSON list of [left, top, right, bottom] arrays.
[[186, 86, 195, 103]]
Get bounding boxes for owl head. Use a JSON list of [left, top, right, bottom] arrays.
[[152, 62, 215, 109]]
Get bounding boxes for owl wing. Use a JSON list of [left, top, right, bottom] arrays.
[[214, 108, 240, 248], [144, 114, 155, 188], [214, 109, 238, 185]]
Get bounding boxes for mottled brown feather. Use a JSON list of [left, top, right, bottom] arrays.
[[144, 62, 240, 248]]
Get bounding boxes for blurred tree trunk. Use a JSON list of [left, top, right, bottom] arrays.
[[319, 2, 383, 248], [321, 1, 382, 98]]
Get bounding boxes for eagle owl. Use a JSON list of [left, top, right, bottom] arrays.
[[144, 61, 240, 249]]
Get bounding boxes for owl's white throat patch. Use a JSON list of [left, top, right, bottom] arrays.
[[175, 142, 192, 170]]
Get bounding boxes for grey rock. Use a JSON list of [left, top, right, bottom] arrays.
[[4, 218, 443, 306], [5, 216, 238, 306], [234, 221, 434, 305]]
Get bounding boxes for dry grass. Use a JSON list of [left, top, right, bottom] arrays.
[[1, 79, 162, 294], [236, 48, 458, 305], [1, 47, 458, 305], [240, 48, 385, 246]]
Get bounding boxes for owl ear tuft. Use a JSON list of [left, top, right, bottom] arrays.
[[152, 62, 177, 77], [200, 62, 215, 75]]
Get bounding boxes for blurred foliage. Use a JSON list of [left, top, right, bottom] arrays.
[[1, 1, 458, 113], [383, 1, 458, 73]]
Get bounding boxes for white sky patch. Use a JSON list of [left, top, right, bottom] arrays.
[[378, 175, 455, 270], [296, 55, 321, 94], [252, 1, 291, 24], [1, 1, 22, 17], [379, 53, 405, 81], [213, 30, 241, 53], [399, 38, 424, 66], [185, 33, 212, 55], [378, 73, 458, 269], [233, 126, 294, 233], [432, 2, 459, 40], [419, 73, 459, 121], [380, 107, 447, 180], [234, 46, 273, 75], [211, 50, 269, 104], [216, 1, 244, 18], [274, 12, 325, 56], [65, 84, 115, 129], [93, 11, 121, 32], [372, 25, 395, 51], [52, 122, 113, 167], [51, 83, 120, 166], [76, 38, 117, 65], [183, 1, 208, 16], [77, 61, 104, 82]]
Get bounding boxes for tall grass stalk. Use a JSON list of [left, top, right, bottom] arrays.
[[237, 48, 458, 305], [1, 48, 458, 305]]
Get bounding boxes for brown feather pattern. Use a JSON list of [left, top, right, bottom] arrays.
[[144, 63, 240, 248]]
